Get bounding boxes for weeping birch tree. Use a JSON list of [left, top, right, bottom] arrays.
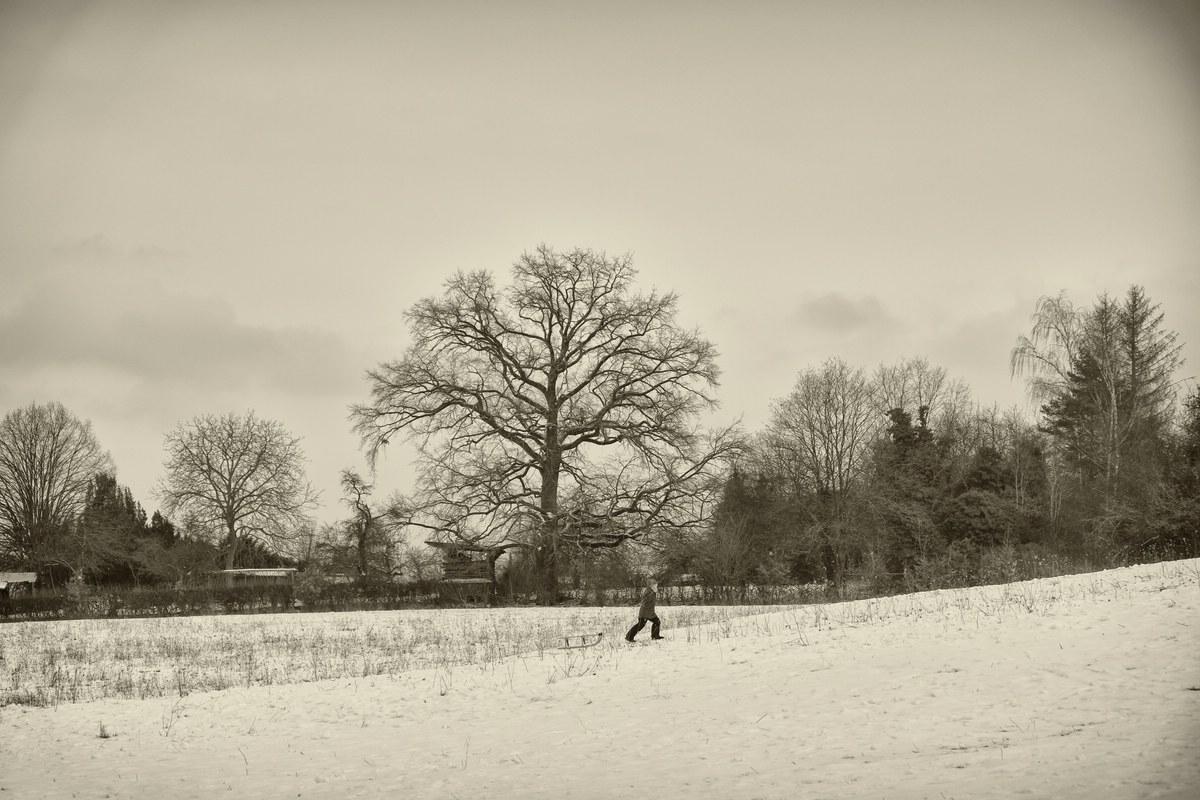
[[337, 469, 408, 582], [1011, 286, 1184, 552], [352, 246, 741, 599]]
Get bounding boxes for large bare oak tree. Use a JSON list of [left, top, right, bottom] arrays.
[[157, 411, 319, 576], [352, 246, 741, 598]]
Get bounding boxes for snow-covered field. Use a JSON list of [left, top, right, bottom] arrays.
[[2, 560, 1198, 799]]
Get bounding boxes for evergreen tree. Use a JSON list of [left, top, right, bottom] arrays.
[[70, 474, 186, 586], [874, 407, 949, 583], [702, 468, 797, 585], [962, 445, 1008, 495], [1122, 286, 1182, 440], [148, 511, 177, 547], [1145, 389, 1200, 560], [933, 489, 1013, 548], [75, 473, 154, 584], [879, 407, 940, 499]]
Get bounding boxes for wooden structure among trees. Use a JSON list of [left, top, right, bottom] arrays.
[[426, 541, 507, 605], [207, 568, 297, 588], [0, 571, 37, 598]]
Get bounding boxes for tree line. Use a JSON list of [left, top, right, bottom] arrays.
[[0, 404, 309, 587], [1, 249, 1195, 599], [663, 285, 1197, 597]]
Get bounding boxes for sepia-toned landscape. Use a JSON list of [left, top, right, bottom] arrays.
[[2, 2, 1199, 798]]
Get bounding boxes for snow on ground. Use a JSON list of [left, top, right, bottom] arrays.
[[2, 560, 1198, 800]]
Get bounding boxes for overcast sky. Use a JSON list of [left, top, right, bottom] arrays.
[[2, 0, 1198, 524]]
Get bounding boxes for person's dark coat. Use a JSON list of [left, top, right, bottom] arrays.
[[638, 587, 656, 618]]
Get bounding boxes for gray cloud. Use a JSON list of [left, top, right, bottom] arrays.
[[794, 293, 902, 334], [0, 238, 360, 397]]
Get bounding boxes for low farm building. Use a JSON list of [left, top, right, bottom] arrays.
[[208, 568, 297, 588]]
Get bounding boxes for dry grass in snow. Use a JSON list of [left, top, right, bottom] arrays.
[[0, 604, 794, 707], [1, 559, 1198, 799]]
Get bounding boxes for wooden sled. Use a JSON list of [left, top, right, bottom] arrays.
[[558, 632, 604, 650]]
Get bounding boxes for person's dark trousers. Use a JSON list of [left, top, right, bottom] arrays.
[[626, 616, 661, 641]]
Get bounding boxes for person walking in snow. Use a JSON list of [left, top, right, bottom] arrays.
[[626, 578, 664, 642]]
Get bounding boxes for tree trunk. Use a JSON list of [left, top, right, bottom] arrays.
[[535, 528, 558, 604], [821, 541, 839, 596], [224, 521, 239, 587], [538, 409, 562, 604], [357, 522, 369, 583]]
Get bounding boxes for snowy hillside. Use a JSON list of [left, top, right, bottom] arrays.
[[2, 559, 1197, 799]]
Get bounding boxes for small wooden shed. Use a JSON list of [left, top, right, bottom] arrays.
[[425, 541, 506, 606], [0, 571, 37, 598]]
